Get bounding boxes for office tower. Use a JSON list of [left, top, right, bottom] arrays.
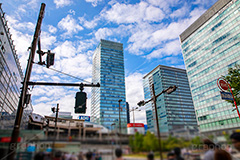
[[180, 0, 240, 135], [0, 5, 33, 129], [143, 65, 198, 138], [91, 39, 127, 132]]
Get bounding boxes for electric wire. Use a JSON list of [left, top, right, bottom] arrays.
[[33, 62, 92, 84]]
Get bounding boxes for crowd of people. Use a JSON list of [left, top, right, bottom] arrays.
[[33, 132, 240, 160]]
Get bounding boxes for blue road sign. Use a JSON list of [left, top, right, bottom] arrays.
[[220, 91, 233, 101], [79, 115, 90, 122]]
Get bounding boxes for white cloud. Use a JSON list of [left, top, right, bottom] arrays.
[[53, 41, 76, 58], [58, 15, 83, 38], [146, 39, 181, 59], [170, 4, 189, 18], [48, 25, 57, 34], [94, 28, 113, 40], [126, 72, 146, 123], [54, 0, 73, 8], [79, 16, 101, 29], [52, 41, 92, 79], [147, 0, 180, 12], [85, 0, 103, 7], [104, 2, 164, 24]]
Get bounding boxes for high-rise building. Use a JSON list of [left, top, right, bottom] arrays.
[[91, 39, 127, 132], [0, 4, 33, 129], [143, 65, 198, 138], [180, 0, 240, 135]]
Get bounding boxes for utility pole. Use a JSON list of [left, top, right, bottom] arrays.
[[118, 99, 122, 147], [137, 84, 177, 160], [52, 103, 59, 157], [151, 84, 163, 160], [7, 3, 45, 160]]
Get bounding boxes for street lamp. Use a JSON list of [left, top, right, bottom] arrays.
[[137, 84, 177, 160], [111, 123, 116, 160], [129, 107, 141, 133], [51, 103, 59, 157], [118, 99, 122, 147]]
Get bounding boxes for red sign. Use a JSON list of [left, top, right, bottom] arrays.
[[219, 80, 228, 90], [127, 123, 144, 128], [0, 137, 21, 143]]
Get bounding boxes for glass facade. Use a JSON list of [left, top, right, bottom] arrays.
[[143, 65, 197, 136], [180, 0, 240, 134], [91, 39, 127, 132], [0, 6, 32, 129]]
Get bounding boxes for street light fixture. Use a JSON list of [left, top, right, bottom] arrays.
[[129, 107, 141, 133], [137, 84, 177, 160], [118, 99, 122, 147], [52, 103, 59, 158]]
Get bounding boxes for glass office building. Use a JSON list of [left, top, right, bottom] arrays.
[[91, 39, 127, 132], [180, 0, 240, 135], [143, 65, 198, 137], [0, 4, 33, 129]]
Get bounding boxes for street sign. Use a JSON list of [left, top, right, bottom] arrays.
[[79, 115, 90, 122], [220, 91, 233, 101], [219, 80, 228, 91]]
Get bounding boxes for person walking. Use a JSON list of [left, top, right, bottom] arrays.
[[115, 148, 123, 160], [203, 139, 216, 160], [214, 149, 232, 160], [174, 147, 184, 160], [147, 152, 154, 160]]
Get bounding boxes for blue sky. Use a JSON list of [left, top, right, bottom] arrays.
[[2, 0, 217, 123]]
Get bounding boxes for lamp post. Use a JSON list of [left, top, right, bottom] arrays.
[[137, 84, 177, 160], [118, 99, 122, 147], [51, 103, 59, 157], [129, 107, 141, 133], [111, 123, 116, 160]]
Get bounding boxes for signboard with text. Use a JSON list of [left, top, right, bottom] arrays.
[[79, 115, 90, 122], [220, 91, 233, 101]]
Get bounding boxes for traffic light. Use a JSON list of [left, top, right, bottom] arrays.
[[75, 92, 87, 113], [46, 50, 55, 68]]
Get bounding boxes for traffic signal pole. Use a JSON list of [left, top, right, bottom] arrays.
[[7, 4, 46, 160]]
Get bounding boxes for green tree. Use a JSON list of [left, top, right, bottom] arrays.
[[223, 64, 240, 106], [142, 131, 158, 151], [131, 132, 144, 152], [191, 136, 202, 149]]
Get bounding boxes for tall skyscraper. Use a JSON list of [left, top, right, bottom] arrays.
[[143, 65, 198, 137], [91, 39, 127, 132], [180, 0, 240, 135], [0, 4, 32, 129]]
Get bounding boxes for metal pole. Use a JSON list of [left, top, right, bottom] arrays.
[[7, 4, 45, 160], [133, 108, 135, 133], [52, 103, 59, 157], [151, 84, 163, 160], [118, 99, 122, 147]]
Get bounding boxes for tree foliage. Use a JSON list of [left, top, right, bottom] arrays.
[[223, 64, 240, 106], [129, 132, 194, 153], [142, 131, 158, 151]]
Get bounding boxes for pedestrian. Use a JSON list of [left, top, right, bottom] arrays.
[[203, 139, 216, 160], [78, 152, 84, 160], [70, 152, 78, 160], [95, 152, 102, 160], [34, 152, 44, 160], [174, 147, 184, 160], [86, 151, 92, 160], [167, 152, 176, 160], [214, 149, 232, 160], [115, 148, 123, 160], [147, 152, 154, 160], [230, 132, 240, 152]]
